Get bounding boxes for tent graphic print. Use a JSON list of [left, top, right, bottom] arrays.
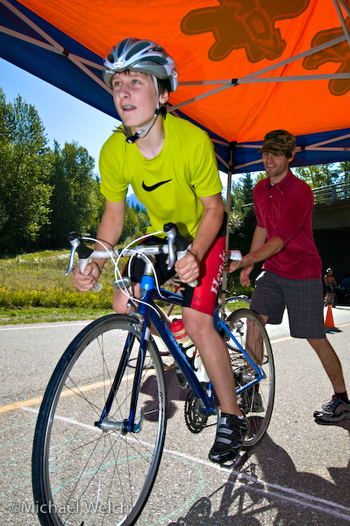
[[1, 0, 350, 174]]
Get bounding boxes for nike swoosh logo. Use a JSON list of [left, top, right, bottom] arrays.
[[142, 179, 172, 192]]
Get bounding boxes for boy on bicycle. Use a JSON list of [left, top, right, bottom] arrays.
[[324, 268, 337, 307], [226, 129, 349, 424], [73, 37, 247, 464]]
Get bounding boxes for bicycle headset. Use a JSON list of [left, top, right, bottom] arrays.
[[102, 37, 178, 143]]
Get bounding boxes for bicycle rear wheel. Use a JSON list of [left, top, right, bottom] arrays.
[[32, 314, 167, 526], [225, 309, 275, 450], [224, 295, 251, 316]]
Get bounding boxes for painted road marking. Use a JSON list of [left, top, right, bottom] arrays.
[[19, 406, 350, 522], [0, 364, 165, 414], [2, 321, 350, 414], [0, 321, 90, 331]]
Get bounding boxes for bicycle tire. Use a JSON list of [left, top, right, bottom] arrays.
[[225, 309, 275, 450], [32, 314, 167, 526]]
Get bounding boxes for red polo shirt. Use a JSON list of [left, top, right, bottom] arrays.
[[253, 170, 322, 279]]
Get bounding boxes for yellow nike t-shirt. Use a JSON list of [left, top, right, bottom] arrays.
[[99, 113, 222, 241]]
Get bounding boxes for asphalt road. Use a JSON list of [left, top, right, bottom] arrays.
[[1, 307, 350, 526]]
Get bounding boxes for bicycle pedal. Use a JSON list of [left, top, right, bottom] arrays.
[[219, 451, 250, 471]]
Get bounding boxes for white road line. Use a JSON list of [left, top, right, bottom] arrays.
[[0, 321, 90, 331], [2, 319, 349, 335], [163, 448, 350, 519], [22, 407, 350, 521]]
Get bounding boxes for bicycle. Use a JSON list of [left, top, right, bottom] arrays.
[[31, 223, 275, 526]]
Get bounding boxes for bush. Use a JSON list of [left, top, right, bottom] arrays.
[[0, 250, 117, 313], [0, 286, 114, 309]]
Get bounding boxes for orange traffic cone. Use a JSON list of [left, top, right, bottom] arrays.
[[325, 304, 336, 329]]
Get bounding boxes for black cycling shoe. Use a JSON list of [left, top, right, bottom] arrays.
[[209, 413, 248, 464]]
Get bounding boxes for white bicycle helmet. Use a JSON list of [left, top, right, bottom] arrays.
[[103, 38, 178, 142], [103, 37, 178, 92]]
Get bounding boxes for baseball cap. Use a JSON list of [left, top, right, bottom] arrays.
[[259, 129, 296, 155]]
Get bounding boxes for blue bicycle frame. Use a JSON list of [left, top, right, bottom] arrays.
[[95, 271, 263, 434]]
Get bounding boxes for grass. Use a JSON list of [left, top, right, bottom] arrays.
[[0, 249, 249, 325], [0, 307, 113, 324], [0, 248, 184, 325], [0, 249, 120, 324]]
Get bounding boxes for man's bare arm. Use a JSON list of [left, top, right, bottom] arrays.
[[226, 225, 283, 286]]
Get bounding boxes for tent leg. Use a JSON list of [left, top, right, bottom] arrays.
[[220, 145, 234, 314]]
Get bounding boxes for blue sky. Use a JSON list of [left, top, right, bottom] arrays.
[[0, 57, 228, 194], [0, 57, 118, 175]]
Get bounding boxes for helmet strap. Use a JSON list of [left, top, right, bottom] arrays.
[[125, 108, 160, 143]]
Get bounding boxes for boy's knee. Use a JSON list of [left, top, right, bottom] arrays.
[[183, 310, 213, 340]]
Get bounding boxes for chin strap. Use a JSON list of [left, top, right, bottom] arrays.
[[124, 108, 160, 143], [124, 75, 161, 144]]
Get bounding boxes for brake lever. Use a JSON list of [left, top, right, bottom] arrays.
[[164, 223, 177, 270], [65, 232, 80, 276], [65, 232, 102, 291]]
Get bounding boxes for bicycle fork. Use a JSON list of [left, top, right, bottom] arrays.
[[94, 327, 148, 434]]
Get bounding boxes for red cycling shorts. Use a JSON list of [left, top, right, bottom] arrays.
[[123, 219, 226, 317], [181, 234, 225, 316]]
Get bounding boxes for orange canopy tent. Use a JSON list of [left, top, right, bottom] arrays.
[[1, 0, 350, 175]]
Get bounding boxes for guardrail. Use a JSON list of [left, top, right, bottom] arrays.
[[241, 180, 350, 210], [312, 181, 350, 204]]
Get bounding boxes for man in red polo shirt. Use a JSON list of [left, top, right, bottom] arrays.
[[227, 129, 349, 424]]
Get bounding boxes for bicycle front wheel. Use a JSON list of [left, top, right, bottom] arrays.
[[225, 309, 275, 450], [32, 314, 167, 526]]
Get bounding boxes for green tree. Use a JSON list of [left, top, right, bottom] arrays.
[[293, 163, 338, 188], [335, 161, 350, 181], [120, 203, 148, 243], [255, 171, 266, 183], [48, 141, 103, 247], [228, 179, 243, 210], [241, 172, 254, 205], [229, 172, 255, 211], [136, 207, 148, 234], [0, 91, 52, 254]]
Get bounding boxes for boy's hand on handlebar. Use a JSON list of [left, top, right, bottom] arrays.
[[175, 251, 200, 284], [72, 262, 101, 292]]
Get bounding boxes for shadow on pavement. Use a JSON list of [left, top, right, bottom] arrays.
[[140, 366, 189, 421], [167, 426, 350, 526]]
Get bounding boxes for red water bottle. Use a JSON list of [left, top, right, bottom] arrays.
[[169, 319, 193, 349], [169, 319, 210, 383]]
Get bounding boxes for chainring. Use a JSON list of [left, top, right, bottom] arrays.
[[184, 390, 209, 433]]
